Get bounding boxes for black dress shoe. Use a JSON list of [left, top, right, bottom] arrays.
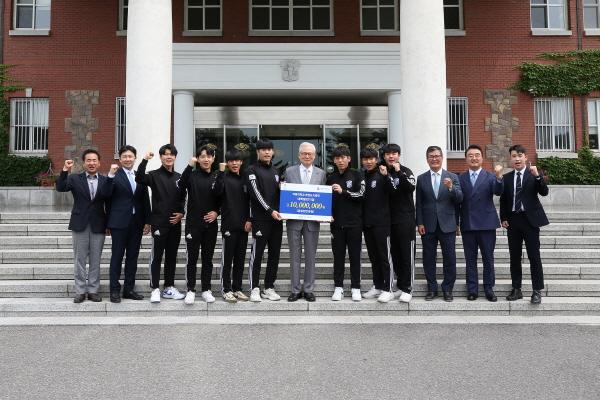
[[467, 293, 478, 301], [110, 291, 121, 303], [485, 291, 498, 302], [73, 294, 86, 303], [425, 291, 438, 301], [287, 293, 302, 302], [506, 288, 523, 301], [87, 293, 102, 302], [443, 291, 454, 302], [531, 290, 542, 304], [122, 290, 144, 300], [304, 292, 316, 302]]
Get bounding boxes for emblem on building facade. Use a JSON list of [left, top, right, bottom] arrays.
[[280, 59, 301, 82]]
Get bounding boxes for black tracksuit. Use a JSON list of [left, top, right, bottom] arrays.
[[179, 165, 220, 292], [326, 168, 364, 289], [215, 170, 251, 294], [136, 159, 185, 289], [386, 164, 417, 293], [363, 168, 394, 292], [245, 160, 283, 290]]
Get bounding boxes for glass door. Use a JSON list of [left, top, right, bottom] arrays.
[[260, 125, 323, 175]]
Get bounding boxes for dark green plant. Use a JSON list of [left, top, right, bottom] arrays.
[[538, 147, 600, 184]]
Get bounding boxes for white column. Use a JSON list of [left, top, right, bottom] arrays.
[[173, 91, 195, 172], [126, 0, 172, 170], [400, 0, 447, 175], [387, 90, 403, 150]]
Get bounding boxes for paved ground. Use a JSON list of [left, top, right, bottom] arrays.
[[1, 321, 598, 400]]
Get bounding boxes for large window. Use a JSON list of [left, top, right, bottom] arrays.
[[588, 99, 600, 150], [534, 98, 574, 151], [185, 0, 222, 33], [119, 0, 128, 31], [10, 98, 49, 154], [443, 0, 463, 30], [531, 0, 568, 30], [447, 97, 468, 152], [13, 0, 51, 30], [584, 0, 600, 29], [360, 0, 397, 32], [115, 97, 126, 154], [250, 0, 332, 33]]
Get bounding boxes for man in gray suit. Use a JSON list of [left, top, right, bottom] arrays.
[[284, 142, 327, 302], [416, 146, 463, 302]]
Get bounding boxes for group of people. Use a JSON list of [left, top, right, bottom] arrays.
[[56, 139, 550, 305]]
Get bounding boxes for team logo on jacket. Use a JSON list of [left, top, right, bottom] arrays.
[[256, 230, 263, 237], [346, 180, 353, 188], [275, 175, 279, 182], [186, 233, 192, 240], [394, 178, 400, 186], [224, 231, 231, 237], [371, 180, 377, 188], [154, 230, 161, 237]]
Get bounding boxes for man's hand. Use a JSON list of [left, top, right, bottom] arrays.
[[204, 211, 218, 223], [143, 224, 151, 235], [392, 162, 401, 172], [189, 157, 198, 167], [529, 165, 539, 177], [169, 212, 184, 225], [443, 178, 453, 189], [244, 221, 252, 233], [418, 225, 426, 235], [501, 220, 509, 229], [109, 164, 119, 175], [494, 164, 504, 179], [144, 152, 154, 161], [271, 210, 283, 221], [219, 163, 227, 172], [331, 183, 343, 194], [63, 160, 74, 172], [379, 165, 388, 176]]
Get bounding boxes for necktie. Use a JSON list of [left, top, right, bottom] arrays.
[[433, 173, 440, 198], [303, 168, 309, 185], [88, 175, 96, 200], [515, 171, 522, 211], [470, 172, 478, 186], [127, 170, 136, 192]]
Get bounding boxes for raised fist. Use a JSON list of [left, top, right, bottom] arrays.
[[144, 152, 154, 160], [219, 162, 227, 172], [63, 160, 74, 171], [443, 177, 453, 189], [189, 157, 198, 167], [331, 183, 343, 194], [529, 165, 539, 177], [109, 164, 119, 175], [393, 162, 401, 172], [379, 165, 388, 176], [494, 164, 504, 178]]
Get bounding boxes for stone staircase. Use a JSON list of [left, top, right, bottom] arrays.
[[0, 209, 599, 317]]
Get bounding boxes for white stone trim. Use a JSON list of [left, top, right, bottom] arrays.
[[585, 28, 600, 36], [537, 151, 578, 159], [531, 29, 572, 36], [360, 30, 399, 36], [248, 30, 335, 36], [446, 151, 464, 160], [9, 29, 49, 36], [115, 30, 127, 37], [182, 30, 223, 37], [445, 29, 466, 36]]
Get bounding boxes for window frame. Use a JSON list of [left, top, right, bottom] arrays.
[[117, 0, 128, 35], [248, 0, 335, 37], [584, 0, 600, 35], [446, 96, 469, 155], [10, 0, 51, 36], [530, 0, 572, 35], [443, 0, 465, 36], [9, 97, 49, 155], [183, 0, 223, 37], [588, 99, 600, 151], [534, 97, 575, 153], [359, 0, 399, 35], [115, 97, 127, 158]]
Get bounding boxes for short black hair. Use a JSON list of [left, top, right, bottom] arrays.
[[382, 143, 401, 155], [331, 145, 351, 158], [465, 144, 483, 157], [360, 148, 379, 159], [255, 138, 274, 150], [196, 144, 216, 158], [426, 146, 443, 156], [82, 149, 100, 161], [225, 148, 243, 161], [509, 144, 527, 155], [118, 145, 137, 157], [159, 143, 178, 156]]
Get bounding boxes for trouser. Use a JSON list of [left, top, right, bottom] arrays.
[[109, 218, 144, 293], [220, 229, 249, 294], [149, 224, 181, 289], [331, 226, 362, 289], [185, 224, 218, 292], [287, 223, 320, 294], [390, 222, 416, 293], [462, 229, 496, 294], [421, 224, 457, 293], [72, 225, 105, 295], [507, 212, 545, 291], [248, 219, 283, 290], [363, 225, 393, 292]]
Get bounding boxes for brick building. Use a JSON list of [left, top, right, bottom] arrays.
[[3, 0, 600, 175]]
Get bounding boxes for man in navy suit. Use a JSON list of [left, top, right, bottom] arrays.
[[458, 144, 504, 302], [500, 144, 549, 304], [416, 146, 463, 302], [104, 145, 151, 303], [56, 149, 111, 303]]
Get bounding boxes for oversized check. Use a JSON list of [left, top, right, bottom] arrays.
[[279, 182, 333, 222]]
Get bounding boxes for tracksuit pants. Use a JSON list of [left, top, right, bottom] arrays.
[[363, 225, 393, 292], [390, 222, 416, 294], [149, 224, 181, 289], [221, 229, 249, 294], [185, 224, 218, 292], [331, 226, 362, 289], [249, 220, 283, 290]]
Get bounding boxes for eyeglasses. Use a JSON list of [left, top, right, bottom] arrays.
[[427, 155, 442, 159]]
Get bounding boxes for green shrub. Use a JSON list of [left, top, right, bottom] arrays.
[[0, 154, 51, 186], [538, 147, 600, 184]]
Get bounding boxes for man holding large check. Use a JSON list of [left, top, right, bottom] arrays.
[[281, 143, 327, 302]]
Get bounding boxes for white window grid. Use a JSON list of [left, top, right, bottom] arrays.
[[588, 99, 600, 150], [13, 0, 51, 30], [443, 0, 464, 30], [119, 0, 128, 31], [10, 98, 49, 154], [185, 0, 222, 31], [584, 0, 600, 29], [530, 0, 567, 29], [115, 97, 127, 154], [250, 0, 332, 31], [360, 0, 397, 32], [534, 98, 574, 151], [447, 97, 468, 152]]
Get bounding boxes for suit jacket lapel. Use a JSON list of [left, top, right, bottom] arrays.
[[79, 173, 92, 201]]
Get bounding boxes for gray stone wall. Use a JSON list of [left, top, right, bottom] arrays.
[[484, 90, 519, 167], [64, 90, 100, 172]]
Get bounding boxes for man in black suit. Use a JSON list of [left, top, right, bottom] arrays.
[[56, 149, 111, 303], [104, 145, 151, 303], [500, 144, 549, 304]]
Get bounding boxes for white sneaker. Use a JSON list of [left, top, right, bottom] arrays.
[[250, 288, 262, 302], [377, 291, 394, 303], [393, 290, 402, 299], [184, 291, 195, 305], [201, 290, 216, 303], [223, 291, 237, 303], [399, 291, 413, 303], [233, 291, 249, 301], [331, 287, 344, 301], [261, 288, 281, 301], [351, 288, 362, 302], [363, 286, 381, 299], [150, 288, 161, 303], [162, 286, 185, 300]]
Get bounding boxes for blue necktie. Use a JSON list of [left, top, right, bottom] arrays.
[[470, 171, 478, 186]]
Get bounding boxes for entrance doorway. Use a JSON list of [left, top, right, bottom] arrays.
[[261, 125, 323, 174]]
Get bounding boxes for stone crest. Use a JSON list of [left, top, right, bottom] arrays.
[[280, 59, 301, 82]]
